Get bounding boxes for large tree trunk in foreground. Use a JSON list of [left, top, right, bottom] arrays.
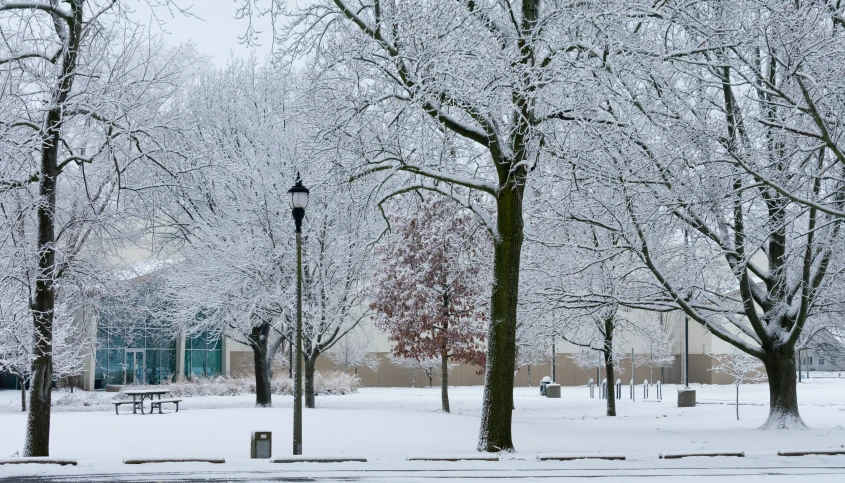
[[23, 2, 85, 458], [250, 324, 273, 407], [441, 348, 450, 413], [305, 356, 317, 408], [478, 185, 524, 452], [760, 351, 806, 429]]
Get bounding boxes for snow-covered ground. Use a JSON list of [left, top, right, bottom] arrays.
[[1, 379, 844, 481]]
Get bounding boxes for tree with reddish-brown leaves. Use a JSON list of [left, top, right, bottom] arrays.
[[371, 198, 488, 413]]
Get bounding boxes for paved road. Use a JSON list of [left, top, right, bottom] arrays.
[[4, 464, 845, 482]]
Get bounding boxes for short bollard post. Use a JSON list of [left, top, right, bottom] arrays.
[[643, 380, 649, 400], [588, 378, 594, 398], [601, 378, 607, 399], [251, 431, 272, 459], [656, 380, 662, 400], [616, 379, 621, 400]]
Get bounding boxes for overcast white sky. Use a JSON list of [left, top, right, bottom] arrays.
[[132, 0, 293, 66]]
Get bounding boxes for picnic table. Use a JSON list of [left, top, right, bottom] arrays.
[[121, 389, 170, 415]]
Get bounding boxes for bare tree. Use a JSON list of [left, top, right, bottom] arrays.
[[0, 0, 196, 455], [708, 349, 767, 421], [258, 0, 617, 452]]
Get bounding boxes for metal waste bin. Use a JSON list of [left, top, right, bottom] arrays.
[[540, 376, 552, 396], [251, 431, 272, 459]]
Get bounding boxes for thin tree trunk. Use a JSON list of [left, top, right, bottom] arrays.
[[527, 365, 531, 387], [760, 351, 807, 429], [477, 184, 524, 453], [24, 2, 84, 458], [603, 317, 616, 416], [250, 324, 273, 408], [19, 375, 26, 412], [441, 347, 450, 413], [305, 356, 317, 408], [736, 384, 739, 420]]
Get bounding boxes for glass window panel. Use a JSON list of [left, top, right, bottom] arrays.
[[189, 334, 206, 350], [107, 348, 125, 385], [95, 350, 108, 389], [190, 350, 207, 378], [145, 349, 159, 385], [206, 350, 222, 377], [164, 349, 177, 382], [96, 324, 108, 346], [109, 329, 125, 349]]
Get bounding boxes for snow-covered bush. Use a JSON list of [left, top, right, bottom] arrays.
[[120, 371, 360, 398], [51, 391, 115, 408]]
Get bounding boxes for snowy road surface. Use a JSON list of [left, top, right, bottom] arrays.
[[3, 458, 845, 482], [1, 380, 844, 481]]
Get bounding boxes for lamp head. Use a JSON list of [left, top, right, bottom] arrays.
[[288, 173, 310, 209], [288, 173, 309, 233]]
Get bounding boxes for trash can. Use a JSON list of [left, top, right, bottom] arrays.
[[540, 376, 552, 396], [251, 431, 272, 459]]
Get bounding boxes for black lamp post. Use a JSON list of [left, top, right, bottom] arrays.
[[288, 173, 309, 456]]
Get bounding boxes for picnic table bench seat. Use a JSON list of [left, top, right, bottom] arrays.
[[112, 400, 136, 415], [150, 398, 183, 413]]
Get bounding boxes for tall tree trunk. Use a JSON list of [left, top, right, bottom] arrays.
[[603, 352, 616, 417], [24, 1, 84, 458], [250, 323, 273, 407], [19, 375, 26, 412], [603, 317, 616, 416], [760, 350, 806, 429], [478, 184, 524, 453], [305, 355, 317, 408], [441, 347, 450, 413], [736, 384, 739, 420]]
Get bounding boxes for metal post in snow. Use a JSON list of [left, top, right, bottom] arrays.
[[632, 347, 635, 402], [684, 315, 689, 388]]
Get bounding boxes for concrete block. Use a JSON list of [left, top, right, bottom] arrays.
[[545, 383, 561, 398], [677, 388, 696, 407]]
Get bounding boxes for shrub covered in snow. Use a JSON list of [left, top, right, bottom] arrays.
[[51, 391, 115, 407], [120, 371, 360, 398]]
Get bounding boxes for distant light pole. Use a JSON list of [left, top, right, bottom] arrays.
[[288, 174, 309, 456], [684, 315, 689, 388]]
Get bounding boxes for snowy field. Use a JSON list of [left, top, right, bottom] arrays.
[[1, 379, 844, 481]]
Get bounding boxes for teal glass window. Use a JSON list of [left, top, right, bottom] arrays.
[[95, 283, 178, 386], [185, 331, 222, 379]]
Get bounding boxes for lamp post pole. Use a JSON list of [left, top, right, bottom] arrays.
[[294, 227, 303, 455], [289, 174, 309, 456]]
